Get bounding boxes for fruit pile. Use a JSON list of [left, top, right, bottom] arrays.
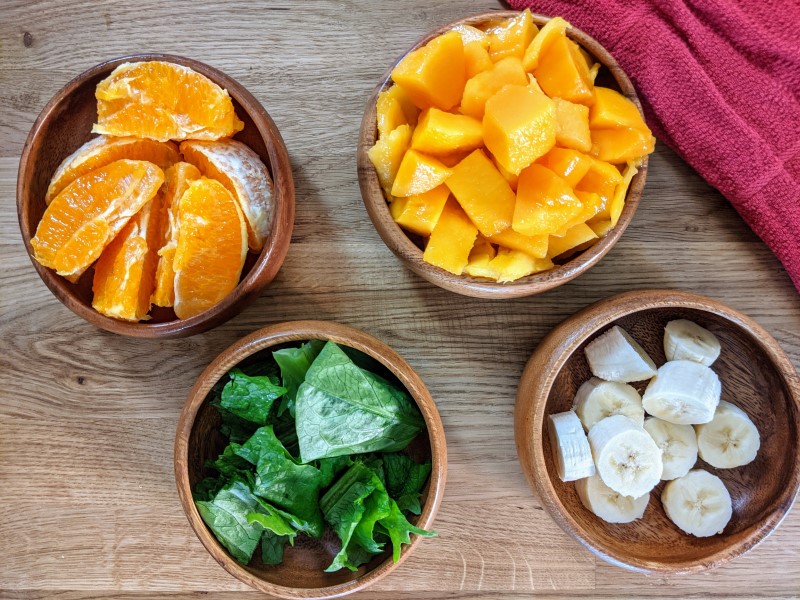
[[549, 320, 760, 537], [31, 61, 275, 321], [368, 10, 655, 282]]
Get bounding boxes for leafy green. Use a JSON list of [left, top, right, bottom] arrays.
[[261, 530, 291, 565], [195, 481, 265, 564], [382, 453, 432, 515], [207, 444, 254, 483], [317, 455, 353, 488], [220, 369, 286, 425], [272, 411, 300, 457], [245, 500, 296, 539], [296, 342, 425, 462], [193, 476, 224, 502], [273, 340, 325, 417], [379, 497, 435, 561]]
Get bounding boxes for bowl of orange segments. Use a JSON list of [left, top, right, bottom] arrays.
[[358, 11, 655, 298], [17, 54, 294, 337]]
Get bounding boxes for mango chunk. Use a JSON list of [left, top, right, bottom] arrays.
[[589, 87, 649, 132], [484, 84, 556, 175], [391, 30, 466, 111], [547, 223, 598, 259], [534, 36, 593, 104], [464, 41, 494, 78], [423, 198, 479, 275], [391, 149, 453, 197], [464, 235, 498, 278], [486, 9, 537, 62], [438, 151, 472, 168], [513, 164, 583, 236], [376, 93, 409, 139], [451, 24, 488, 46], [411, 108, 483, 155], [368, 124, 412, 194], [552, 190, 605, 237], [591, 127, 656, 164], [445, 149, 516, 237], [461, 57, 528, 120], [522, 17, 569, 72], [494, 156, 519, 191], [489, 248, 554, 282], [538, 147, 592, 188], [610, 161, 638, 226], [589, 219, 613, 237], [390, 184, 450, 236], [553, 97, 592, 152], [488, 227, 548, 258], [385, 85, 421, 125], [575, 157, 623, 213]]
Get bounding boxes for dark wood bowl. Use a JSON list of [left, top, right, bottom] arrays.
[[357, 11, 649, 299], [174, 320, 447, 598], [17, 53, 295, 338], [515, 289, 800, 573]]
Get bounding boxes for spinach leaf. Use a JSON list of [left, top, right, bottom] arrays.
[[272, 411, 299, 457], [193, 476, 224, 502], [220, 369, 286, 425], [245, 500, 296, 538], [195, 481, 265, 564], [260, 530, 291, 565], [317, 455, 354, 489], [207, 444, 254, 483], [273, 340, 325, 417], [379, 498, 436, 562], [210, 399, 259, 444], [382, 453, 432, 515], [296, 342, 424, 462], [352, 487, 390, 554]]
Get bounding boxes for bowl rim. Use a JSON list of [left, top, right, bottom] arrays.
[[514, 288, 800, 574], [174, 320, 447, 598], [357, 10, 649, 299], [16, 52, 295, 338]]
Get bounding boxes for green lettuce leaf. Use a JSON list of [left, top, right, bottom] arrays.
[[245, 500, 296, 539], [195, 481, 265, 564], [260, 530, 291, 565], [382, 453, 432, 515], [220, 369, 286, 425], [273, 340, 325, 417], [296, 342, 424, 462], [379, 498, 436, 562]]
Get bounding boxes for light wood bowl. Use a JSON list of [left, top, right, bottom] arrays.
[[357, 11, 648, 299], [174, 320, 447, 598], [515, 289, 800, 573], [17, 54, 295, 338]]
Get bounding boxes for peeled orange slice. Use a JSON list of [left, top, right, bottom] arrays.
[[92, 61, 244, 142], [151, 162, 202, 308], [180, 139, 274, 251], [92, 196, 162, 321], [45, 136, 179, 204], [31, 159, 164, 282], [173, 177, 247, 319]]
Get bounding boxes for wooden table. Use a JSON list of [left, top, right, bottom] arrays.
[[2, 1, 799, 598]]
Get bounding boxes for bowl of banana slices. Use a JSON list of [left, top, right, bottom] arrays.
[[515, 289, 800, 574]]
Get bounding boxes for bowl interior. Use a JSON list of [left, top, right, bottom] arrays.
[[358, 11, 648, 298], [542, 306, 799, 568], [19, 55, 288, 333], [186, 339, 434, 590]]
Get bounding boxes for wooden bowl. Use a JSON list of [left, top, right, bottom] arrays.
[[515, 289, 800, 573], [17, 53, 295, 338], [358, 11, 649, 299], [174, 320, 447, 598]]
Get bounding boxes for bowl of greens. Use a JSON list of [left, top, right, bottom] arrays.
[[174, 320, 446, 598]]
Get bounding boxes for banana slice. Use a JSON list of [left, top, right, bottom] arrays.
[[661, 469, 732, 537], [576, 474, 650, 523], [643, 417, 698, 480], [584, 325, 657, 382], [642, 360, 721, 425], [574, 377, 644, 430], [664, 319, 721, 366], [696, 400, 760, 468], [548, 411, 596, 482], [588, 415, 663, 497]]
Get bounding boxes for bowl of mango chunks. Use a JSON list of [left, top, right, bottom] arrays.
[[358, 10, 655, 299]]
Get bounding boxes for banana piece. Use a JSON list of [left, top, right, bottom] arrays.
[[576, 474, 650, 523], [642, 360, 721, 425], [664, 319, 721, 366], [584, 325, 657, 382], [574, 377, 644, 430], [643, 417, 698, 480], [548, 411, 596, 482], [588, 415, 663, 497], [661, 469, 732, 537], [696, 400, 760, 468]]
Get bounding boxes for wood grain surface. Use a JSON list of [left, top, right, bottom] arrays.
[[1, 1, 799, 598]]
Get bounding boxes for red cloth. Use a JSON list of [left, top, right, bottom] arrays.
[[507, 0, 800, 291]]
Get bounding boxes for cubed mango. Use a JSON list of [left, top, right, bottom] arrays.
[[534, 36, 593, 104], [484, 84, 557, 175], [552, 190, 605, 236], [609, 161, 638, 226], [389, 184, 450, 236], [460, 57, 528, 120], [575, 157, 623, 212], [589, 87, 649, 132], [553, 97, 592, 152], [423, 198, 479, 275], [538, 147, 592, 188], [391, 149, 453, 197], [590, 127, 656, 164], [494, 156, 519, 191], [522, 16, 568, 71], [451, 24, 489, 46], [411, 108, 483, 155], [487, 227, 548, 258], [589, 219, 613, 237], [368, 124, 412, 194], [489, 248, 554, 282], [464, 235, 498, 278], [376, 93, 409, 139], [547, 222, 598, 259], [513, 164, 583, 236], [464, 41, 494, 78], [486, 9, 537, 62]]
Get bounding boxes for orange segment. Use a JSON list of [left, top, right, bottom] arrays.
[[45, 136, 179, 204], [31, 159, 164, 281], [151, 162, 202, 307], [92, 196, 162, 321], [180, 139, 274, 252], [93, 61, 244, 142], [173, 178, 247, 320]]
